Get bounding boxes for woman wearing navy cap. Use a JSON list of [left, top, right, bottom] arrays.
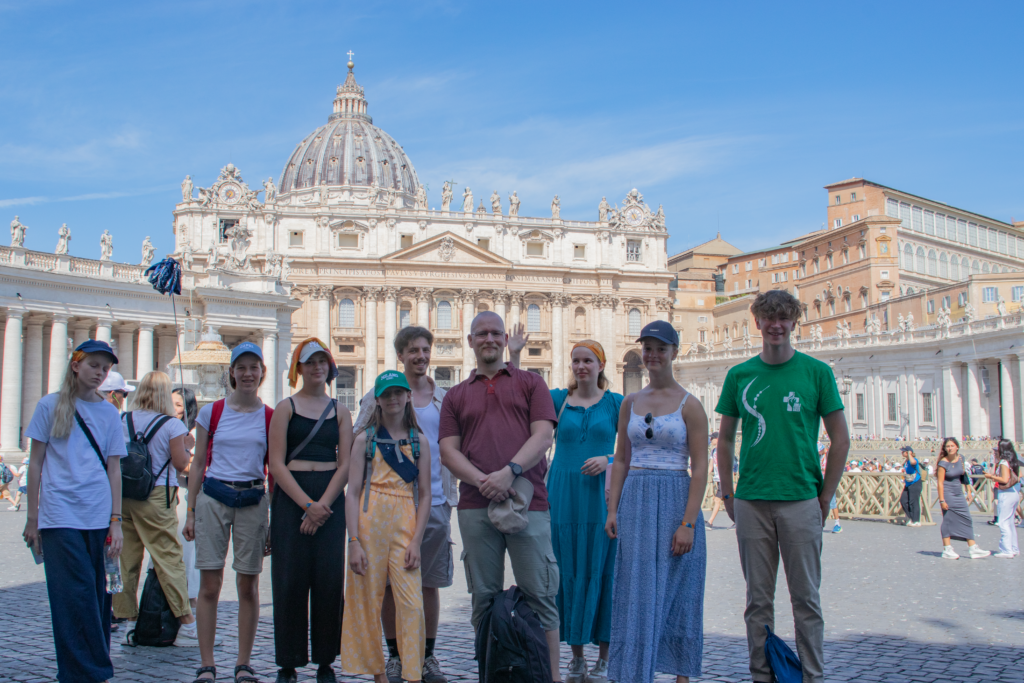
[[267, 338, 353, 683], [23, 339, 128, 683], [605, 322, 708, 683], [184, 341, 273, 683]]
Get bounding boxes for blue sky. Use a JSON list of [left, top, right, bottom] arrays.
[[2, 1, 1022, 262]]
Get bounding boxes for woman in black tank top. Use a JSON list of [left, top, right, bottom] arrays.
[[268, 338, 353, 683]]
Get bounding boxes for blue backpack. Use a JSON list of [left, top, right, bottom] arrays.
[[764, 625, 802, 683]]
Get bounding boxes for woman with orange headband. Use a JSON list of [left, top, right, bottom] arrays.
[[546, 340, 623, 683]]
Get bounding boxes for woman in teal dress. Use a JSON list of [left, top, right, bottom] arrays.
[[548, 340, 624, 683]]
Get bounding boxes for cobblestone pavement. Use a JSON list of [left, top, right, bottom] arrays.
[[3, 507, 1023, 682]]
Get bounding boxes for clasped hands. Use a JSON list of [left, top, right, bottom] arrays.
[[478, 465, 516, 502], [300, 500, 332, 535]]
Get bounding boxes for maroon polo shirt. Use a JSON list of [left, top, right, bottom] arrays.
[[438, 364, 557, 511]]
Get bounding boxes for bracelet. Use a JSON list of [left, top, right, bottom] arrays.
[[722, 494, 731, 500], [682, 521, 694, 529], [188, 506, 195, 512], [110, 515, 122, 522], [306, 500, 314, 508], [348, 537, 360, 544]]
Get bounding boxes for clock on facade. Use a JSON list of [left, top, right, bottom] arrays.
[[219, 183, 242, 204], [624, 206, 645, 227]]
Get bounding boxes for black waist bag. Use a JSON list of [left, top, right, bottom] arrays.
[[126, 568, 180, 647], [203, 477, 264, 508], [475, 585, 550, 683]]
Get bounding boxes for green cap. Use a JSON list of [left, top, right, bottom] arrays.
[[374, 370, 410, 397]]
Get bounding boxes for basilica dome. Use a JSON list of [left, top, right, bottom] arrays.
[[277, 63, 420, 199]]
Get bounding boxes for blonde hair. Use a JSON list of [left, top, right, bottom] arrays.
[[51, 350, 89, 439], [131, 371, 176, 417]]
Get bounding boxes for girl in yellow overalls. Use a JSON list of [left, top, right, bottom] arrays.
[[343, 371, 432, 683]]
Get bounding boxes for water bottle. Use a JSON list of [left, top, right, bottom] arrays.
[[105, 537, 122, 594]]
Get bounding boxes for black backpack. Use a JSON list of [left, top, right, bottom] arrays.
[[126, 568, 180, 647], [475, 585, 551, 683], [0, 464, 12, 485], [122, 412, 174, 505]]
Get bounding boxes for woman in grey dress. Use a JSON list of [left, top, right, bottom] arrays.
[[936, 437, 990, 560]]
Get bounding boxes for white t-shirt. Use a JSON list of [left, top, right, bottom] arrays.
[[196, 402, 268, 482], [25, 393, 128, 530], [413, 402, 445, 506], [710, 446, 720, 482], [121, 410, 189, 483]]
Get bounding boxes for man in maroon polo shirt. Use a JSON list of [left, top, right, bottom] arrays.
[[439, 311, 561, 682]]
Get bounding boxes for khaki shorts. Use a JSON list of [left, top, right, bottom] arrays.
[[194, 488, 269, 575], [421, 503, 454, 589]]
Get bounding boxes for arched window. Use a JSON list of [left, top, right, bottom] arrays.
[[906, 287, 915, 295], [982, 262, 990, 274], [527, 304, 541, 332], [844, 295, 852, 312], [916, 246, 926, 273], [927, 249, 937, 275], [628, 308, 642, 337], [338, 298, 355, 327], [939, 252, 948, 279], [436, 301, 452, 329], [903, 244, 914, 271], [972, 259, 981, 275], [574, 307, 586, 333], [950, 255, 960, 281]]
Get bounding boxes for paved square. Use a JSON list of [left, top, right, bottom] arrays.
[[2, 507, 1022, 682]]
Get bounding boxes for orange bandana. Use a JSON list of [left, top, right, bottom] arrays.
[[571, 340, 606, 364]]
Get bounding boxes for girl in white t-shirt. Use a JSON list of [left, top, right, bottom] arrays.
[[23, 340, 128, 683], [173, 387, 202, 610], [184, 342, 271, 683], [114, 371, 198, 645]]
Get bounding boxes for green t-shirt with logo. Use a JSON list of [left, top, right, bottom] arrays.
[[715, 351, 844, 501]]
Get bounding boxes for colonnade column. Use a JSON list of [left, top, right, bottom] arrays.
[[416, 288, 432, 329], [1, 312, 25, 452], [21, 318, 44, 445], [383, 287, 399, 371], [460, 289, 477, 378], [999, 357, 1016, 441], [95, 320, 112, 344], [965, 361, 981, 438], [158, 331, 177, 380], [73, 322, 90, 349], [905, 369, 918, 440], [260, 331, 278, 405], [136, 324, 154, 379], [364, 288, 380, 379], [118, 325, 135, 380], [48, 315, 70, 394], [940, 364, 962, 439], [552, 295, 567, 388]]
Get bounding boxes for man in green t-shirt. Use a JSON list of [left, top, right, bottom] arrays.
[[715, 290, 849, 683]]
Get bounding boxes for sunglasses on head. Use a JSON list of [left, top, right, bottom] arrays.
[[644, 413, 654, 439]]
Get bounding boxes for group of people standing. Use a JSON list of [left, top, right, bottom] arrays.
[[25, 288, 862, 683]]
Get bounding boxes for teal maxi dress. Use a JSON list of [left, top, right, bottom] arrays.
[[548, 388, 624, 646]]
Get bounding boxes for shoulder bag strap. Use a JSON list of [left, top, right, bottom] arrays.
[[286, 399, 336, 464], [75, 411, 106, 471], [542, 395, 571, 485], [126, 411, 138, 442]]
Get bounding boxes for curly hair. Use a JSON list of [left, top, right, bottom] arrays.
[[749, 289, 803, 322]]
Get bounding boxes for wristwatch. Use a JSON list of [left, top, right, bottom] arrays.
[[507, 462, 523, 478]]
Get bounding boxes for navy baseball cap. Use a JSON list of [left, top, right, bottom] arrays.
[[900, 446, 914, 453], [230, 341, 264, 364], [75, 339, 118, 364], [636, 321, 679, 346]]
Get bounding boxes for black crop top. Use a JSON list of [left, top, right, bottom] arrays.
[[285, 398, 340, 463]]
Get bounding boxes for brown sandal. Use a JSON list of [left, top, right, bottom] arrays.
[[235, 664, 260, 683]]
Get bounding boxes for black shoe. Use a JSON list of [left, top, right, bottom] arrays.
[[274, 669, 296, 683], [316, 666, 337, 683], [385, 656, 403, 683]]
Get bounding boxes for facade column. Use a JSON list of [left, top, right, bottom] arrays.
[[158, 332, 177, 378], [260, 331, 278, 405], [941, 364, 962, 439], [312, 286, 332, 345], [136, 324, 155, 379], [552, 295, 566, 388], [999, 357, 1016, 441], [95, 320, 112, 344], [600, 296, 618, 387], [494, 292, 509, 328], [22, 318, 44, 447], [965, 361, 982, 439], [117, 325, 136, 380], [865, 373, 877, 437], [72, 321, 90, 349], [905, 368, 918, 439], [416, 288, 432, 329], [383, 287, 399, 371], [460, 289, 478, 378], [48, 315, 70, 394], [279, 329, 293, 398], [356, 366, 364, 402], [364, 288, 380, 379], [509, 293, 522, 330], [1, 312, 25, 453]]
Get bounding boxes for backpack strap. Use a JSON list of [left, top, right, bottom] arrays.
[[204, 399, 226, 471], [127, 412, 139, 443], [408, 427, 420, 460], [75, 411, 106, 472], [143, 416, 174, 445], [362, 426, 375, 512]]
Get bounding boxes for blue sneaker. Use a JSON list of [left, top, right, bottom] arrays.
[[832, 524, 843, 533]]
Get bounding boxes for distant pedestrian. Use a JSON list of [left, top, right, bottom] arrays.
[[820, 444, 841, 534], [172, 387, 201, 611], [606, 322, 708, 683], [98, 370, 134, 413], [984, 440, 1020, 558], [899, 446, 924, 527], [715, 291, 849, 683], [268, 338, 352, 683], [705, 432, 725, 529], [22, 340, 128, 683], [8, 456, 30, 510], [0, 455, 17, 507], [936, 437, 989, 560]]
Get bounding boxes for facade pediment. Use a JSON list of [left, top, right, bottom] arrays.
[[381, 232, 511, 267]]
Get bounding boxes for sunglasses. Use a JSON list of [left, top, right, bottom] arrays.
[[644, 413, 654, 439]]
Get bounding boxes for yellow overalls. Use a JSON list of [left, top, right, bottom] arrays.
[[341, 443, 424, 680]]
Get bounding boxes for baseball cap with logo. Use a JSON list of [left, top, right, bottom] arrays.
[[374, 370, 411, 397], [636, 321, 680, 346], [230, 341, 264, 364]]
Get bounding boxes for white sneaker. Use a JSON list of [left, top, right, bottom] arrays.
[[907, 521, 921, 527], [968, 545, 991, 559], [589, 658, 610, 683], [941, 546, 959, 560], [566, 656, 587, 683], [993, 552, 1015, 558], [174, 625, 200, 647]]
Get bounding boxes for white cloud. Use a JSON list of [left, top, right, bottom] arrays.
[[0, 195, 47, 208], [0, 185, 170, 209]]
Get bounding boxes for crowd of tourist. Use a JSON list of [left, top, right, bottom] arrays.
[[15, 288, 1020, 683]]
